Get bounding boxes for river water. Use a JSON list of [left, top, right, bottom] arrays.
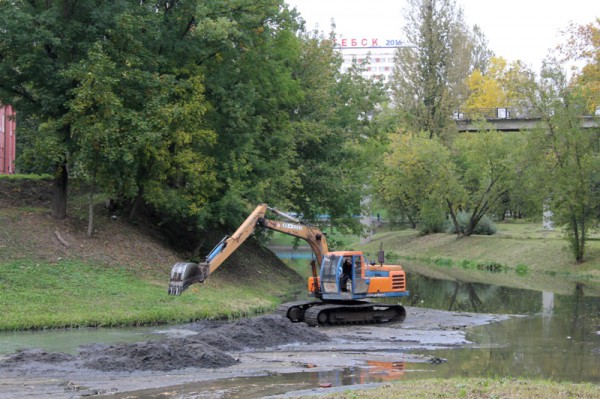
[[408, 274, 600, 383], [0, 249, 598, 397], [271, 248, 600, 384]]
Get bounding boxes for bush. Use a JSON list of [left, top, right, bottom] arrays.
[[447, 212, 497, 235], [515, 263, 529, 275], [418, 201, 447, 235]]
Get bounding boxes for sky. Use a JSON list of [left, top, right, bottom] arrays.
[[285, 0, 598, 72]]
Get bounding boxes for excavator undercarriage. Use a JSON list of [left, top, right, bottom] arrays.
[[276, 300, 406, 326]]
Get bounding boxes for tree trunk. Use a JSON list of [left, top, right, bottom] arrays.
[[446, 199, 462, 237], [87, 181, 95, 238], [51, 162, 68, 219], [87, 192, 94, 238], [129, 186, 145, 221]]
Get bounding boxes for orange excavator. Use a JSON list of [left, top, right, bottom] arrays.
[[168, 204, 409, 326]]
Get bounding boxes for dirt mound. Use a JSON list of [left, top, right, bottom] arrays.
[[185, 314, 328, 351], [0, 315, 329, 372], [80, 341, 237, 372]]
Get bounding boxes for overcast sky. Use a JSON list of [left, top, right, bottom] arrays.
[[285, 0, 597, 72]]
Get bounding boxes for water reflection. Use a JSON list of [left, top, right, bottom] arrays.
[[102, 361, 409, 399], [407, 274, 543, 314], [408, 279, 600, 383]]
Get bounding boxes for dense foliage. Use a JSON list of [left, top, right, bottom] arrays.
[[1, 1, 598, 262], [0, 0, 386, 241]]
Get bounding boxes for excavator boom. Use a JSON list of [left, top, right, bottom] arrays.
[[168, 204, 327, 296]]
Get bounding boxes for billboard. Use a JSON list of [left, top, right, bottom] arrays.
[[333, 37, 405, 49]]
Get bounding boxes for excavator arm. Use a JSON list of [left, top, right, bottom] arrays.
[[168, 204, 328, 296]]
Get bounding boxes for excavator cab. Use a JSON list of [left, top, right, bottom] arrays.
[[317, 252, 370, 299]]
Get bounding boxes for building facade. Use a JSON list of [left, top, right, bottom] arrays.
[[0, 104, 16, 174], [334, 35, 403, 83]]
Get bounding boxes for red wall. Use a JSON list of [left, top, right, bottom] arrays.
[[0, 104, 16, 174]]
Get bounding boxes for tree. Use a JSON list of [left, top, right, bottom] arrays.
[[464, 57, 536, 118], [559, 18, 600, 113], [449, 129, 520, 236], [65, 42, 216, 236], [376, 131, 464, 233], [470, 25, 494, 75], [0, 1, 219, 222], [391, 0, 483, 139], [522, 20, 600, 263], [193, 2, 306, 229], [282, 30, 389, 233], [526, 60, 600, 263]]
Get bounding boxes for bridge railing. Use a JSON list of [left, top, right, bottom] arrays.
[[453, 107, 600, 121]]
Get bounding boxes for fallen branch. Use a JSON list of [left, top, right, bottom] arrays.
[[54, 230, 70, 248]]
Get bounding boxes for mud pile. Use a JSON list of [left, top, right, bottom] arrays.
[[80, 340, 235, 372], [1, 315, 329, 372]]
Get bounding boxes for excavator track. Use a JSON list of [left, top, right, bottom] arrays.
[[303, 302, 406, 327], [276, 301, 321, 323]]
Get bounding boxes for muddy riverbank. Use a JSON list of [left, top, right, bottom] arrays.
[[0, 307, 511, 398]]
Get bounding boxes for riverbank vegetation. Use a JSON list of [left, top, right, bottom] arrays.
[[3, 177, 598, 331]]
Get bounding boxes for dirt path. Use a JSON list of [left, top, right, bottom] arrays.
[[0, 307, 511, 398]]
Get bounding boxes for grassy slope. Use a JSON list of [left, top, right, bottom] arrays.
[[0, 177, 304, 330], [355, 222, 600, 296]]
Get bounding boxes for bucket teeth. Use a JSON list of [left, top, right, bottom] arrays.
[[168, 262, 209, 295]]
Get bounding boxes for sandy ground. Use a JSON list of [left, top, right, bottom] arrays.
[[0, 307, 511, 398]]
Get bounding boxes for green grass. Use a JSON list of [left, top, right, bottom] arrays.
[[355, 221, 600, 296], [304, 378, 600, 399], [0, 259, 291, 331], [0, 173, 52, 181]]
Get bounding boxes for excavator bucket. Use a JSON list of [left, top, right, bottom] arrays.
[[168, 262, 210, 296]]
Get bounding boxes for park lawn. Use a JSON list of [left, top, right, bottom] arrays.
[[303, 378, 600, 399], [0, 259, 300, 331]]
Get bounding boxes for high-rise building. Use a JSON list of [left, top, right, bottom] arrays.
[[334, 35, 404, 83]]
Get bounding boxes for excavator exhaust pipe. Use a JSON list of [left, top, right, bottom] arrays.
[[168, 262, 209, 296]]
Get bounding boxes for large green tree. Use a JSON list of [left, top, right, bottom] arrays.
[[1, 0, 388, 241], [526, 60, 600, 263], [0, 0, 219, 222], [287, 32, 389, 232], [377, 131, 464, 232], [449, 129, 520, 236]]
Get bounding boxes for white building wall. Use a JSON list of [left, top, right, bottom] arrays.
[[334, 35, 403, 83]]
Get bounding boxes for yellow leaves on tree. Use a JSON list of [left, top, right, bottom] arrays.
[[464, 56, 532, 115], [559, 18, 600, 113]]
